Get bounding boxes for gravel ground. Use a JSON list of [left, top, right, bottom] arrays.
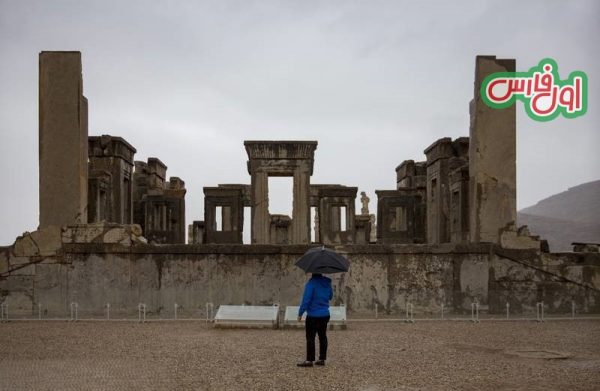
[[1, 320, 599, 390]]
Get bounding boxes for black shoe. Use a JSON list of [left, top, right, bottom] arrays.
[[315, 360, 325, 366], [297, 361, 314, 367]]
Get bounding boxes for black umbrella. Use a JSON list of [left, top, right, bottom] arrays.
[[295, 246, 350, 274]]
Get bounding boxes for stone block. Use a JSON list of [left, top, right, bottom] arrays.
[[499, 223, 541, 250], [61, 223, 142, 245], [11, 264, 35, 276], [0, 275, 34, 313], [0, 254, 8, 275], [34, 263, 69, 316], [9, 256, 31, 268], [62, 224, 104, 243], [13, 232, 38, 257], [459, 257, 489, 300], [30, 226, 62, 256], [103, 228, 131, 245]]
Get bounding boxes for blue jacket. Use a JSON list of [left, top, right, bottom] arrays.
[[298, 274, 333, 318]]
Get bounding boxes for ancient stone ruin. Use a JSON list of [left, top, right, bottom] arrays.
[[0, 52, 598, 318]]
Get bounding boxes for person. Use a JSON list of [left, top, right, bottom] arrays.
[[296, 273, 333, 367]]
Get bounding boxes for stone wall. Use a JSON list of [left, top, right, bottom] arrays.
[[1, 238, 599, 318]]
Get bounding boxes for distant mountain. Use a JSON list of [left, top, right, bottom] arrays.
[[517, 180, 600, 252]]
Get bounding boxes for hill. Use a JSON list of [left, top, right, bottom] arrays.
[[517, 180, 600, 252]]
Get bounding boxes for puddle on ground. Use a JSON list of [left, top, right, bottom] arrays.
[[504, 349, 573, 359]]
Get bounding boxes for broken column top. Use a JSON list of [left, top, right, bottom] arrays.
[[147, 158, 167, 179], [134, 160, 148, 173], [168, 177, 185, 190], [424, 137, 454, 165], [395, 160, 427, 177], [452, 137, 470, 159], [424, 137, 470, 165], [89, 135, 137, 164]]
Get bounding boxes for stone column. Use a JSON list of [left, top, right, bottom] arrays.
[[39, 51, 88, 228], [469, 56, 516, 243], [291, 167, 311, 244], [424, 138, 454, 244], [251, 170, 270, 244]]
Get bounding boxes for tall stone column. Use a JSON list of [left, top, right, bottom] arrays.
[[469, 56, 517, 243], [39, 51, 88, 228], [291, 167, 311, 244], [251, 170, 270, 244]]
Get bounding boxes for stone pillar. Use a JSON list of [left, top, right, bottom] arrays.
[[251, 170, 270, 244], [292, 168, 311, 244], [88, 135, 136, 224], [449, 164, 470, 243], [424, 138, 454, 244], [39, 51, 88, 228], [469, 56, 517, 243], [87, 170, 111, 223], [270, 215, 291, 244]]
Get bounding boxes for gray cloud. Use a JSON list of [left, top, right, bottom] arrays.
[[1, 0, 598, 244]]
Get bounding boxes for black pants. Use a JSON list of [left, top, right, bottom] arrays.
[[305, 315, 330, 361]]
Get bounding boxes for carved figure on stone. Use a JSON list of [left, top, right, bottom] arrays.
[[369, 214, 377, 243], [360, 192, 370, 215]]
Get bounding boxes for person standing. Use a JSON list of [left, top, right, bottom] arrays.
[[297, 273, 333, 367]]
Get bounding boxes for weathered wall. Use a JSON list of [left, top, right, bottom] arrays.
[[2, 239, 599, 317]]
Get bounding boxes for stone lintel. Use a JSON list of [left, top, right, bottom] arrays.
[[376, 189, 424, 198], [317, 186, 357, 198], [203, 187, 243, 198], [244, 141, 318, 160], [162, 188, 186, 199], [217, 184, 251, 206]]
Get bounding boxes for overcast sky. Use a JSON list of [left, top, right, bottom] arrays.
[[0, 0, 598, 245]]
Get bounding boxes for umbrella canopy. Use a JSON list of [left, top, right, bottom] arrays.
[[295, 246, 350, 274]]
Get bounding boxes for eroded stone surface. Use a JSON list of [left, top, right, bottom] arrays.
[[39, 51, 88, 229]]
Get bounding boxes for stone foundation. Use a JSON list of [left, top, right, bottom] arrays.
[[1, 241, 598, 317]]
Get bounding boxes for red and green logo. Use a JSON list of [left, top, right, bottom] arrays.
[[481, 58, 587, 121]]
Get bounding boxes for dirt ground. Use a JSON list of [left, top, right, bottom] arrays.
[[1, 320, 599, 390]]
